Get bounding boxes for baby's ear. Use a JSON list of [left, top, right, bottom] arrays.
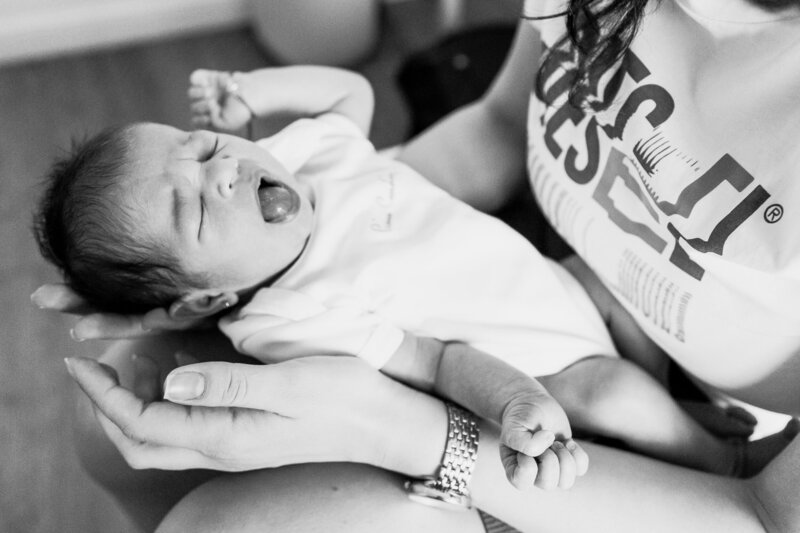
[[168, 291, 239, 319]]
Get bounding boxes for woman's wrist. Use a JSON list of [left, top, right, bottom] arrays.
[[364, 380, 448, 477]]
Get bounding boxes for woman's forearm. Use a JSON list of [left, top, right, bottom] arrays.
[[397, 101, 527, 213], [397, 21, 539, 212], [470, 424, 768, 533], [374, 385, 791, 533]]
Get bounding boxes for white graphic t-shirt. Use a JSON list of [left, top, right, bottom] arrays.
[[525, 0, 800, 420]]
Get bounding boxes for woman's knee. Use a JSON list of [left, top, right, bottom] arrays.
[[158, 463, 485, 533]]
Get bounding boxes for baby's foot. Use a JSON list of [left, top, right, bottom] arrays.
[[188, 69, 253, 131]]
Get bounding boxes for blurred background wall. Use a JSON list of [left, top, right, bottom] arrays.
[[0, 0, 248, 65]]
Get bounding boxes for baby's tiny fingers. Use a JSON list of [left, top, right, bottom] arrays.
[[500, 443, 518, 479], [502, 425, 555, 456], [526, 430, 556, 456], [565, 439, 589, 476], [534, 449, 559, 490], [512, 452, 539, 490], [551, 441, 577, 489]]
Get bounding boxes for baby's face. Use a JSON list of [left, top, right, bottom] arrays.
[[118, 122, 314, 293]]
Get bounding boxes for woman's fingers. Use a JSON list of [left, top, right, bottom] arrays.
[[65, 357, 232, 450], [31, 284, 94, 314], [141, 307, 209, 332], [32, 284, 190, 340], [162, 360, 307, 414], [93, 406, 210, 470], [71, 312, 151, 340]]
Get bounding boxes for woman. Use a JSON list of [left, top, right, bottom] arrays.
[[36, 0, 800, 531]]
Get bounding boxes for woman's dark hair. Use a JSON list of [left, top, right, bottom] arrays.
[[533, 0, 799, 109], [33, 125, 206, 314]]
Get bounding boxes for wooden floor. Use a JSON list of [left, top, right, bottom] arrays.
[[0, 3, 519, 532]]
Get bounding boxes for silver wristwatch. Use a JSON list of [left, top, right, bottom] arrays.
[[405, 403, 480, 510]]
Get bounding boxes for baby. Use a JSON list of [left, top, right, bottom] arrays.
[[35, 66, 755, 485]]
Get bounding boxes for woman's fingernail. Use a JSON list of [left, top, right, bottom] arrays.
[[70, 328, 85, 342], [164, 372, 205, 401], [565, 439, 578, 451], [64, 358, 76, 377]]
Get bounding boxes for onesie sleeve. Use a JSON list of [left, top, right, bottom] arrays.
[[218, 288, 405, 368]]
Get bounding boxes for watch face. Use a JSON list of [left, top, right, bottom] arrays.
[[404, 480, 472, 511]]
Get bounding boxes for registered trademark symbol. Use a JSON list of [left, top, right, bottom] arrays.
[[764, 204, 783, 223]]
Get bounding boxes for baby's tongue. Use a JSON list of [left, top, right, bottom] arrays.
[[258, 184, 295, 222]]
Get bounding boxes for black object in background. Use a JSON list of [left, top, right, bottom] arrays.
[[397, 25, 516, 136]]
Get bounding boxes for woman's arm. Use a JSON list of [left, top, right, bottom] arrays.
[[397, 20, 540, 212], [67, 354, 798, 533]]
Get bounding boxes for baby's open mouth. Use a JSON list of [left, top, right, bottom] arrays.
[[257, 177, 300, 223]]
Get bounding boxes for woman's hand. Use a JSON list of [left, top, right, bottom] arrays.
[[64, 355, 447, 475], [31, 284, 209, 340]]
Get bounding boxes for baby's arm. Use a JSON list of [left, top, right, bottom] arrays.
[[383, 334, 589, 490], [189, 66, 374, 135]]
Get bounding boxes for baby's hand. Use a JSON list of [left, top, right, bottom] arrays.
[[188, 69, 254, 132], [499, 392, 589, 490]]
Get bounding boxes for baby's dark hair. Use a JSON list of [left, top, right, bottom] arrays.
[[34, 124, 206, 314]]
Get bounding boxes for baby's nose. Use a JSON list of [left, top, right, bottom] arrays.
[[207, 159, 239, 198]]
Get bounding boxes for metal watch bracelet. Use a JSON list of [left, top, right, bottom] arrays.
[[405, 402, 480, 510]]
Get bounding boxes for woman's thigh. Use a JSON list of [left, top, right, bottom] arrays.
[[158, 463, 485, 533]]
